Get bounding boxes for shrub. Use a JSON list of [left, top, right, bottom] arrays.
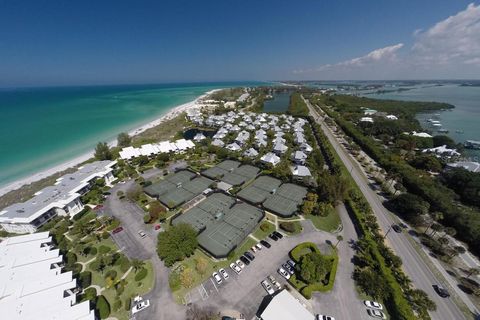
[[81, 287, 97, 302], [124, 297, 131, 311], [99, 245, 111, 255], [73, 208, 90, 221], [134, 268, 148, 282], [95, 295, 111, 319], [105, 269, 118, 280], [118, 256, 131, 273], [78, 271, 92, 288], [169, 272, 181, 291], [259, 221, 271, 232], [279, 222, 298, 233], [143, 214, 152, 224], [87, 246, 97, 256]]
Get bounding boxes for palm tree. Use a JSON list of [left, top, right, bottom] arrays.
[[451, 245, 466, 257], [131, 259, 145, 272], [430, 223, 444, 237], [334, 235, 344, 248], [438, 237, 449, 250], [466, 267, 480, 279], [424, 212, 443, 234]]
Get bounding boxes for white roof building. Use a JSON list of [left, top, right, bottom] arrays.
[[243, 148, 259, 158], [193, 133, 206, 142], [386, 114, 398, 120], [226, 142, 242, 152], [0, 161, 116, 234], [211, 139, 225, 147], [408, 131, 433, 138], [422, 145, 460, 157], [291, 165, 312, 177], [360, 117, 374, 123], [261, 153, 281, 166], [291, 150, 308, 164], [273, 142, 288, 154], [0, 232, 95, 320], [260, 289, 314, 320]]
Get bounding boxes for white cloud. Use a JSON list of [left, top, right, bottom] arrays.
[[294, 3, 480, 78], [411, 3, 480, 66]]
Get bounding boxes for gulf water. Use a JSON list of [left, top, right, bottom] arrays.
[[0, 82, 261, 187]]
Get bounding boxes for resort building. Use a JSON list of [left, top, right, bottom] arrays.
[[119, 139, 195, 160], [0, 160, 116, 234], [0, 232, 95, 320], [259, 289, 314, 320]]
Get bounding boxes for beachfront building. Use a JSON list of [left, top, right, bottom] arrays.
[[0, 232, 95, 320], [0, 161, 116, 234], [119, 139, 195, 160]]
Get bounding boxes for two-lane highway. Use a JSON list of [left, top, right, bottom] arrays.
[[304, 97, 470, 320]]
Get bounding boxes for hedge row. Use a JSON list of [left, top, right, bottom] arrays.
[[134, 267, 148, 282], [301, 253, 338, 299], [290, 242, 319, 261]]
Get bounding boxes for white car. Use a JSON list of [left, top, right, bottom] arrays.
[[251, 246, 257, 253], [230, 262, 242, 274], [268, 275, 282, 290], [261, 280, 275, 295], [277, 267, 290, 280], [236, 259, 245, 269], [212, 272, 222, 284], [367, 309, 386, 319], [138, 230, 146, 238], [131, 300, 150, 314], [316, 315, 335, 320], [255, 243, 262, 250], [364, 300, 383, 310], [219, 268, 229, 280]]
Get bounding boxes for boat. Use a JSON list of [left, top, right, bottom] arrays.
[[464, 140, 480, 150], [438, 129, 449, 133], [455, 130, 464, 134]]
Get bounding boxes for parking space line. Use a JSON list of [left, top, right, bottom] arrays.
[[210, 278, 219, 293]]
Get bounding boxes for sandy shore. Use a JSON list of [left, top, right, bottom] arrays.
[[0, 89, 221, 197]]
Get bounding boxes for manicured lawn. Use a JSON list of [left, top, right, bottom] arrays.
[[252, 220, 276, 240], [305, 211, 341, 233], [102, 261, 155, 320]]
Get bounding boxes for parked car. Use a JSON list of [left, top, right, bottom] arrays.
[[364, 301, 383, 310], [230, 262, 242, 274], [255, 243, 263, 250], [236, 259, 245, 269], [219, 268, 229, 280], [112, 226, 123, 234], [212, 272, 222, 284], [138, 230, 146, 238], [433, 284, 450, 298], [260, 240, 271, 248], [286, 259, 296, 268], [268, 275, 281, 290], [154, 224, 162, 230], [316, 315, 335, 320], [269, 233, 279, 241], [244, 251, 255, 261], [367, 309, 386, 319], [283, 263, 294, 275], [261, 280, 275, 295], [239, 256, 250, 266], [278, 267, 290, 280], [251, 246, 258, 253], [392, 224, 402, 233], [273, 231, 283, 239], [131, 299, 150, 314]]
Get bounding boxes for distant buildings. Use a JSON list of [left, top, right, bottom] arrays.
[[0, 160, 116, 234], [0, 232, 95, 320], [446, 161, 480, 173], [119, 139, 195, 160]]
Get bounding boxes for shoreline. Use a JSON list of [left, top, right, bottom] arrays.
[[0, 88, 221, 197]]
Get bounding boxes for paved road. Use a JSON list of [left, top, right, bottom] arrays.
[[305, 97, 472, 320]]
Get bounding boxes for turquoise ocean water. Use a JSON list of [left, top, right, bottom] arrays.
[[0, 82, 261, 187], [367, 84, 480, 160]]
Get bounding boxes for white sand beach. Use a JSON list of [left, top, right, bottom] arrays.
[[0, 89, 221, 197]]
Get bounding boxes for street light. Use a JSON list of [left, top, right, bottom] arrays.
[[383, 225, 392, 239]]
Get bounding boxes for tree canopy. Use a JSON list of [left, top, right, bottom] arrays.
[[157, 223, 198, 267], [94, 142, 113, 160], [117, 132, 132, 147], [297, 252, 332, 284]]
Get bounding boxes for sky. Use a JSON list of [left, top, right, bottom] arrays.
[[0, 0, 479, 86]]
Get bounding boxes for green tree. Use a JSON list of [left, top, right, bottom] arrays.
[[157, 223, 198, 267], [388, 193, 430, 222], [131, 259, 145, 272], [195, 257, 208, 276], [353, 268, 389, 300], [433, 135, 456, 148], [298, 252, 332, 284], [117, 132, 131, 147], [94, 142, 113, 160], [95, 295, 111, 319], [334, 235, 343, 248]]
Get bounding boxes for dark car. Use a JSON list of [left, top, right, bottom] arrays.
[[112, 226, 124, 234], [269, 233, 279, 241], [244, 251, 255, 261], [239, 256, 250, 266], [260, 240, 271, 248], [273, 231, 283, 239], [433, 285, 450, 298], [392, 224, 402, 233], [283, 263, 295, 275]]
